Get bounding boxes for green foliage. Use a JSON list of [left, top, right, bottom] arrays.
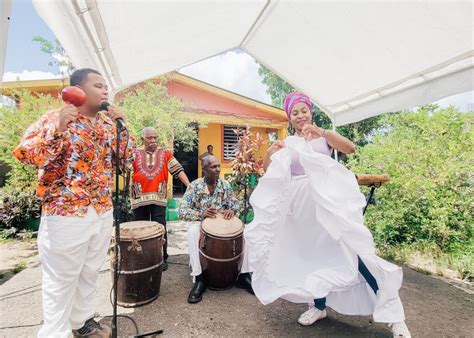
[[32, 36, 75, 76], [258, 65, 295, 109], [0, 90, 55, 233], [348, 106, 473, 279], [0, 90, 61, 191], [12, 260, 27, 274], [0, 188, 41, 234], [118, 80, 201, 152], [228, 126, 265, 223]]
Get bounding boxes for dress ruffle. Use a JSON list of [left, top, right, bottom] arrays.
[[245, 139, 405, 323]]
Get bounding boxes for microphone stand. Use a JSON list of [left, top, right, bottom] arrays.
[[112, 122, 122, 338], [111, 123, 164, 338]]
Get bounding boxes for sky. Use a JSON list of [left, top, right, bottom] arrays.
[[3, 0, 473, 112], [3, 0, 61, 78]]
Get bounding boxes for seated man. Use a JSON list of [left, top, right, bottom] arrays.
[[178, 155, 253, 303]]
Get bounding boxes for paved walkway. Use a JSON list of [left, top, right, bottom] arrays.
[[1, 221, 473, 337]]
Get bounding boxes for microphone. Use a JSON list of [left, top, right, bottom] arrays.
[[100, 101, 126, 130]]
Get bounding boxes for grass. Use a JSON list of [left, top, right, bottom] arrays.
[[1, 229, 35, 241], [11, 260, 27, 274], [0, 228, 18, 241], [0, 237, 15, 244], [378, 243, 473, 282]]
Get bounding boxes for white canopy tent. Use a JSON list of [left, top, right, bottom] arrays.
[[25, 0, 474, 125]]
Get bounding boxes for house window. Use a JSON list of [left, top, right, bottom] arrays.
[[223, 125, 242, 161], [268, 132, 278, 142]]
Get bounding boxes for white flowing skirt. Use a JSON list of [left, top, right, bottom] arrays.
[[245, 141, 405, 323]]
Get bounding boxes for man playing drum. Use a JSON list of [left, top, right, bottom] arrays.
[[178, 156, 253, 303]]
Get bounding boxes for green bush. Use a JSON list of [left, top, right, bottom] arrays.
[[0, 90, 59, 192], [348, 105, 473, 279], [0, 188, 41, 233], [0, 90, 57, 234]]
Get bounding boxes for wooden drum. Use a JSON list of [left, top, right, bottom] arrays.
[[111, 221, 165, 307], [199, 214, 244, 290]]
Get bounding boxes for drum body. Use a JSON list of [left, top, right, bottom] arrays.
[[199, 215, 244, 290], [111, 221, 165, 307]]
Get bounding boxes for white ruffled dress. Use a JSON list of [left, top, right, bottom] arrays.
[[244, 135, 405, 323]]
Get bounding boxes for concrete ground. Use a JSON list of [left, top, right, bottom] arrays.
[[1, 221, 473, 337]]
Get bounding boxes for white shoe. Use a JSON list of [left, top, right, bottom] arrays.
[[297, 306, 327, 326], [389, 321, 411, 338]]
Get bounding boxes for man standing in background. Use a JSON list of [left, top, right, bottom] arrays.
[[131, 127, 190, 271], [199, 144, 214, 161]]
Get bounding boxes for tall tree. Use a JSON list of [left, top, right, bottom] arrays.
[[32, 36, 75, 77], [118, 79, 201, 152]]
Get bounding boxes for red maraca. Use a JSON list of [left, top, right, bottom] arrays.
[[61, 86, 86, 107]]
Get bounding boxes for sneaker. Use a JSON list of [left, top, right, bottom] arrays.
[[389, 321, 411, 338], [297, 305, 327, 326], [72, 318, 111, 338]]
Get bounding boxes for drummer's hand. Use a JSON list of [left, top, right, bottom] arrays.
[[222, 209, 235, 220], [203, 206, 217, 219]]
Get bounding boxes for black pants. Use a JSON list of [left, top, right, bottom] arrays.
[[133, 205, 168, 261], [314, 256, 378, 310]]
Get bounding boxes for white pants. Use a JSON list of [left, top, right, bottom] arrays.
[[187, 221, 250, 280], [37, 206, 113, 338]]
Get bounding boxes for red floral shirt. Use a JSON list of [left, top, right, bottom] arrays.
[[13, 110, 134, 217]]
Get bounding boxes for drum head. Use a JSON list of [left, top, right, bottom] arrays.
[[202, 214, 244, 237], [115, 221, 165, 241]]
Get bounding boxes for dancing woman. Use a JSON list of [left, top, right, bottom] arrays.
[[244, 92, 411, 337]]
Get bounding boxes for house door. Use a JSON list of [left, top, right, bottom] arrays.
[[173, 138, 198, 196]]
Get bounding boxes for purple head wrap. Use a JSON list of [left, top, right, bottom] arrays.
[[283, 92, 313, 120]]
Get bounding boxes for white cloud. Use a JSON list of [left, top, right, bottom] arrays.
[[179, 50, 272, 104], [2, 70, 62, 82]]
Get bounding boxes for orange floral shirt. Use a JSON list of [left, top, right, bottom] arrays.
[[13, 110, 134, 217]]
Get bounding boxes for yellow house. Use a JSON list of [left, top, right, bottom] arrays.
[[164, 73, 287, 186]]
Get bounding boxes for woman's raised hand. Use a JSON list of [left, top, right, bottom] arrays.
[[302, 123, 324, 141]]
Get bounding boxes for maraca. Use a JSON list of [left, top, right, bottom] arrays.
[[61, 86, 86, 107]]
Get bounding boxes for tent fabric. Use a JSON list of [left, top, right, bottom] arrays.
[[30, 0, 473, 126], [0, 0, 12, 82]]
